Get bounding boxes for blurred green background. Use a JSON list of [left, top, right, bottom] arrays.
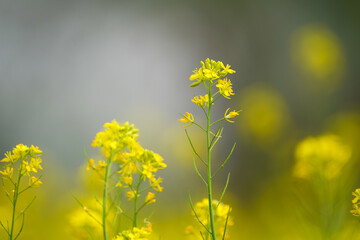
[[1, 0, 360, 239]]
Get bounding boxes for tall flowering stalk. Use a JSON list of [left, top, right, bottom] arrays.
[[78, 120, 166, 240], [179, 59, 239, 240], [0, 144, 43, 240]]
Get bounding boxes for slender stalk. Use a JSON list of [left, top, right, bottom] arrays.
[[102, 153, 114, 240], [133, 175, 143, 228], [206, 83, 216, 240], [9, 165, 22, 240]]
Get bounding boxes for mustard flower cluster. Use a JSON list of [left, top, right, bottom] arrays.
[[88, 120, 166, 202], [180, 58, 239, 125], [189, 58, 235, 85], [91, 120, 139, 158], [186, 199, 233, 239], [1, 144, 43, 187], [351, 189, 360, 217], [83, 119, 166, 240], [112, 226, 151, 240], [293, 134, 351, 179]]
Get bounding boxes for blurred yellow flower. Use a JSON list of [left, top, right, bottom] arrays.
[[187, 198, 233, 239], [291, 24, 346, 92], [30, 176, 42, 187], [294, 134, 351, 179], [113, 227, 151, 240], [0, 166, 13, 178], [238, 84, 289, 144], [351, 188, 360, 217], [145, 192, 156, 205]]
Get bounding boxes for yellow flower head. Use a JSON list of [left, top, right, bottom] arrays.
[[189, 58, 235, 86], [189, 199, 233, 239], [113, 227, 151, 240], [216, 78, 234, 99], [12, 144, 30, 160], [224, 108, 240, 123], [191, 94, 213, 108], [145, 192, 156, 205], [0, 166, 13, 178], [1, 144, 43, 187], [179, 112, 194, 125], [30, 176, 42, 187], [351, 188, 360, 217], [91, 120, 139, 158]]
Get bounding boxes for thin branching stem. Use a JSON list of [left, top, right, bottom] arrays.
[[216, 173, 230, 211], [193, 157, 207, 186], [185, 129, 206, 166], [212, 143, 236, 179], [189, 193, 211, 234], [221, 208, 231, 240]]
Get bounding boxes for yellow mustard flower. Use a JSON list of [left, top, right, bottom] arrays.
[[189, 59, 236, 86], [224, 108, 240, 123], [127, 191, 137, 201], [216, 78, 234, 99], [113, 227, 151, 240], [351, 188, 360, 217], [191, 94, 213, 107], [1, 151, 14, 163], [145, 192, 156, 205], [86, 159, 95, 171], [12, 144, 31, 160], [30, 176, 42, 187], [91, 120, 139, 158], [179, 112, 194, 124], [0, 166, 13, 178], [187, 198, 233, 239]]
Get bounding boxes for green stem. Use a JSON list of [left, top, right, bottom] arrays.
[[133, 175, 143, 228], [102, 153, 114, 240], [9, 165, 23, 240], [206, 84, 216, 240]]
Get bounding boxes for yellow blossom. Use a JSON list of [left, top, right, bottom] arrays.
[[216, 78, 234, 99], [351, 188, 360, 217], [188, 198, 233, 239], [87, 159, 95, 171], [1, 151, 14, 163], [189, 59, 235, 86], [224, 108, 240, 123], [91, 120, 139, 158], [0, 166, 13, 178], [179, 112, 194, 124], [191, 95, 213, 107], [113, 227, 151, 240], [30, 176, 42, 187], [12, 144, 30, 160], [145, 192, 156, 205], [126, 191, 137, 201]]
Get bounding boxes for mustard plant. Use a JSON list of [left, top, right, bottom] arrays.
[[77, 120, 166, 240], [293, 134, 352, 239], [0, 144, 43, 240], [179, 58, 239, 240]]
